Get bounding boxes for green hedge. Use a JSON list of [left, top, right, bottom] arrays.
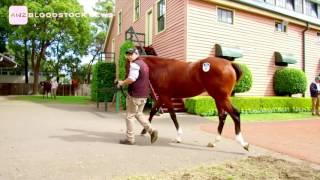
[[185, 96, 311, 116], [118, 40, 135, 109], [91, 62, 116, 102], [273, 68, 307, 96]]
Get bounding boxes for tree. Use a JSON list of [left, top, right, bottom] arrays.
[[8, 0, 92, 94], [0, 0, 22, 53], [85, 0, 114, 83]]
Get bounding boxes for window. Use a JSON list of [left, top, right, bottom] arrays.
[[118, 11, 122, 34], [157, 0, 166, 33], [317, 32, 320, 43], [275, 21, 287, 32], [1, 70, 8, 75], [265, 0, 275, 5], [218, 8, 234, 24], [285, 0, 294, 11], [306, 0, 318, 18], [134, 0, 140, 21], [276, 0, 286, 8]]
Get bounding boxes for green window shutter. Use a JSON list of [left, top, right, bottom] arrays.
[[274, 52, 297, 66], [215, 44, 243, 61], [310, 0, 320, 4]]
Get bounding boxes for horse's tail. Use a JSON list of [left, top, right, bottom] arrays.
[[231, 63, 243, 82]]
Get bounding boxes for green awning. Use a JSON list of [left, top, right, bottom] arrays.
[[310, 0, 320, 4], [274, 52, 297, 66], [215, 44, 243, 61]]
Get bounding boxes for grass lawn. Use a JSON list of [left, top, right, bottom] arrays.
[[10, 95, 93, 105], [206, 112, 315, 123]]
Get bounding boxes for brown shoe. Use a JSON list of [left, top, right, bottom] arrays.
[[150, 130, 158, 144], [119, 139, 135, 145]]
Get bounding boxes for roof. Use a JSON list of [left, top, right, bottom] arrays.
[[103, 15, 115, 52], [0, 53, 17, 68]]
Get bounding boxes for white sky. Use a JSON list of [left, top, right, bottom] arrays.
[[78, 0, 98, 16]]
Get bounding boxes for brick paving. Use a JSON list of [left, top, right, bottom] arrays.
[[200, 119, 320, 164]]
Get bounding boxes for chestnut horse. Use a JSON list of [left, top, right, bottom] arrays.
[[140, 56, 249, 151]]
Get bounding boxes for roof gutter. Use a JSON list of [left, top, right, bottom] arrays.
[[202, 0, 320, 30]]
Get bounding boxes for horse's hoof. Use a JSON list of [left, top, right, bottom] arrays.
[[175, 137, 182, 143], [140, 129, 147, 136], [207, 142, 215, 148], [243, 143, 249, 151]]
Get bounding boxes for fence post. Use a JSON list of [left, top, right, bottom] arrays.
[[116, 90, 121, 113], [96, 90, 99, 109], [104, 89, 108, 112]]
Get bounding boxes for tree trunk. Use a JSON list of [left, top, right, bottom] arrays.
[[24, 39, 29, 84], [31, 40, 35, 70], [32, 41, 49, 94], [32, 69, 40, 94], [86, 49, 99, 84]]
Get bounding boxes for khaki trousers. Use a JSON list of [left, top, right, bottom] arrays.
[[51, 88, 57, 99], [311, 96, 320, 115], [125, 95, 152, 142]]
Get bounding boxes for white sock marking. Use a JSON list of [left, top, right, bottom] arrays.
[[236, 133, 247, 146]]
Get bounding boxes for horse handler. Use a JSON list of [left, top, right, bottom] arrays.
[[51, 78, 59, 99], [310, 76, 320, 115], [117, 48, 158, 145]]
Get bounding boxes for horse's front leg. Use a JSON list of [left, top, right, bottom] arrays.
[[168, 107, 183, 143], [162, 97, 182, 143], [140, 99, 162, 135]]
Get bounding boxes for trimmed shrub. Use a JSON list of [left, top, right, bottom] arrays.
[[273, 68, 307, 96], [119, 40, 135, 80], [91, 62, 116, 102], [233, 63, 253, 94], [185, 96, 311, 116], [118, 40, 135, 109]]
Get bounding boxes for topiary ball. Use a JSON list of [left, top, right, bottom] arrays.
[[273, 68, 307, 96]]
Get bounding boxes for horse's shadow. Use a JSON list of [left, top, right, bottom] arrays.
[[50, 128, 245, 155]]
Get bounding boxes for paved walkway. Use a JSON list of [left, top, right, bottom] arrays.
[[0, 96, 270, 180], [200, 118, 320, 164]]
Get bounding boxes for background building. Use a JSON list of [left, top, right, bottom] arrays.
[[104, 0, 320, 96]]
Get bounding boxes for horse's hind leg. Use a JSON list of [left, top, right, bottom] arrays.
[[212, 101, 227, 147], [221, 99, 249, 151]]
